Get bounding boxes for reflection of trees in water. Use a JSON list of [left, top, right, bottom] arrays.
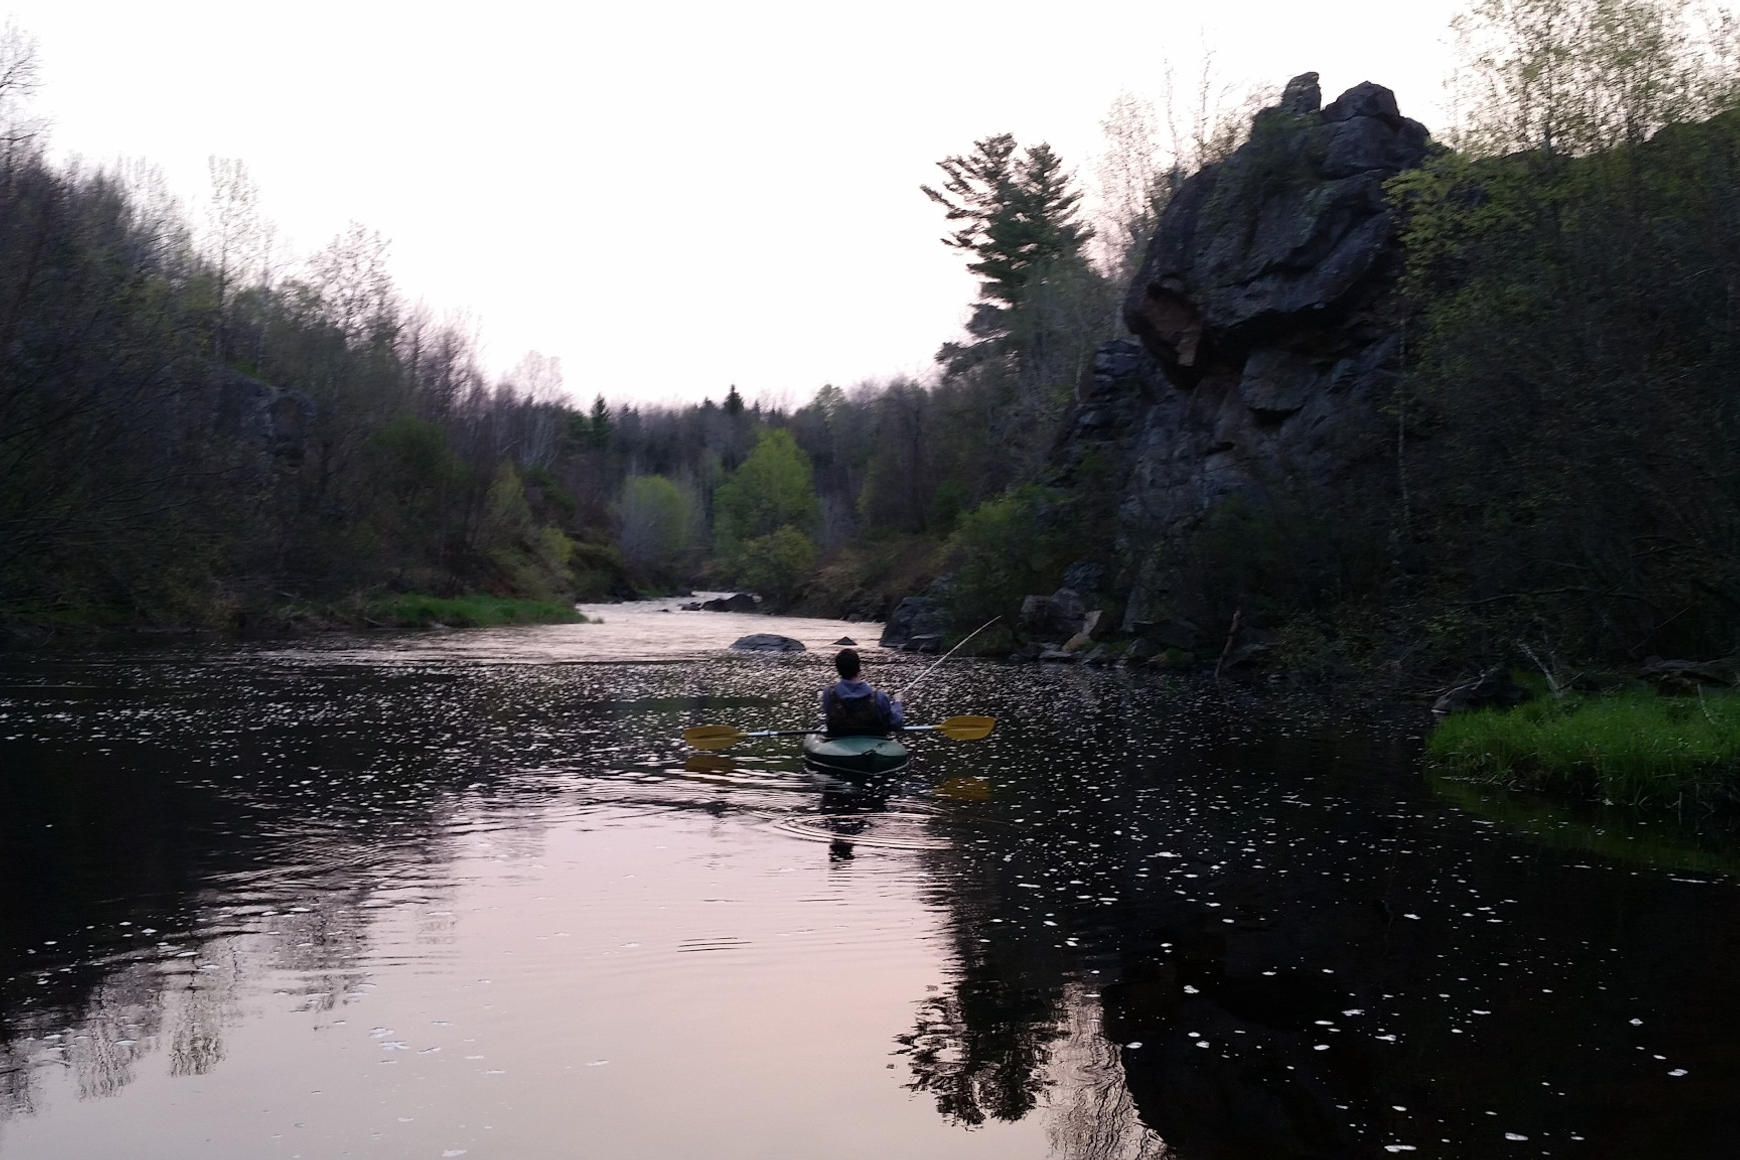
[[0, 658, 546, 1121], [71, 963, 163, 1099], [167, 942, 243, 1079], [893, 945, 1174, 1157], [894, 969, 1061, 1126], [0, 653, 779, 1128]]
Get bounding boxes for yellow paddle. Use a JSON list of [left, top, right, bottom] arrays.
[[682, 724, 813, 750], [902, 715, 997, 741], [683, 715, 996, 751]]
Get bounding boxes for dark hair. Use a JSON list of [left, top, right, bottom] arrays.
[[834, 648, 861, 679]]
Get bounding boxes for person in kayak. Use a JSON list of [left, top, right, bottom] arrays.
[[821, 648, 905, 736]]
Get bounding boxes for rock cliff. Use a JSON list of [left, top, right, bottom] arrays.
[[1067, 75, 1431, 630]]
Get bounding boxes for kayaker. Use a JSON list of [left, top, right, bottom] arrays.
[[820, 648, 905, 737]]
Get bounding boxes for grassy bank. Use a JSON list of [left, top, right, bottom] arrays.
[[1428, 684, 1740, 807]]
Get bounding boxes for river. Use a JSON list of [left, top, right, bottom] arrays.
[[2, 599, 1737, 1159]]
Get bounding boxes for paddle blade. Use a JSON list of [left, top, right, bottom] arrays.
[[935, 775, 992, 801], [684, 724, 747, 750], [935, 715, 996, 741]]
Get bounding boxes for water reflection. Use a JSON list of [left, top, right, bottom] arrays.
[[3, 624, 1740, 1158]]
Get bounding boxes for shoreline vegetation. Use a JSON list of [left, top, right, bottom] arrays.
[[4, 593, 590, 643], [1428, 680, 1740, 809], [345, 593, 589, 630]]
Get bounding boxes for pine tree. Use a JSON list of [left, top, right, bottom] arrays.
[[922, 135, 1094, 371], [588, 395, 612, 450]]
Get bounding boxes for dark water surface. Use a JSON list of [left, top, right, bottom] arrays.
[[2, 600, 1737, 1159]]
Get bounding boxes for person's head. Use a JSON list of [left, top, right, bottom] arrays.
[[834, 648, 862, 680]]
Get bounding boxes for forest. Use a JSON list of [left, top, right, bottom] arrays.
[[6, 0, 1740, 670]]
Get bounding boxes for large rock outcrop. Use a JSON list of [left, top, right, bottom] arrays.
[[1079, 75, 1430, 630], [214, 367, 314, 463], [1124, 76, 1428, 373]]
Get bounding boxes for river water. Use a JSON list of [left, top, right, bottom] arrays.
[[2, 599, 1738, 1159]]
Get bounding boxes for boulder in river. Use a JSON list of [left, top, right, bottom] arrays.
[[1131, 617, 1205, 651], [881, 595, 952, 649], [729, 634, 806, 653], [833, 636, 857, 646], [702, 593, 759, 613], [1020, 588, 1089, 639]]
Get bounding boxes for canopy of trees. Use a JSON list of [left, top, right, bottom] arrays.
[[1390, 0, 1740, 659]]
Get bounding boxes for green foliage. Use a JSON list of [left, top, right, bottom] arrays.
[[1447, 0, 1732, 158], [923, 134, 1104, 375], [734, 525, 818, 607], [569, 539, 631, 601], [945, 486, 1075, 625], [523, 464, 578, 521], [618, 474, 692, 578], [475, 463, 576, 602], [1429, 687, 1740, 806], [588, 395, 613, 448], [1392, 105, 1740, 657], [713, 428, 821, 556], [922, 135, 1091, 309]]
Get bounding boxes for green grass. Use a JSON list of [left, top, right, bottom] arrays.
[[367, 593, 588, 629], [1428, 683, 1740, 807]]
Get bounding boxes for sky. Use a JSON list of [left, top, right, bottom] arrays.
[[6, 0, 1465, 407]]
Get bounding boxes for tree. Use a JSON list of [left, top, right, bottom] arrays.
[[1095, 93, 1169, 282], [857, 379, 940, 533], [0, 21, 43, 156], [1386, 0, 1740, 658], [922, 135, 1095, 371], [306, 222, 395, 346], [588, 394, 612, 449], [1448, 0, 1715, 158], [205, 157, 268, 362], [723, 384, 745, 416], [618, 474, 692, 575], [712, 428, 820, 556], [735, 525, 817, 606]]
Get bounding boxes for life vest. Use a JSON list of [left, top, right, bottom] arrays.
[[825, 686, 890, 737]]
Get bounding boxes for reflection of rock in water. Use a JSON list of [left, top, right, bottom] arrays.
[[1103, 952, 1355, 1160], [1044, 990, 1173, 1160]]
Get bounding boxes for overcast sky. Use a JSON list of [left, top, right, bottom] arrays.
[[8, 0, 1464, 406]]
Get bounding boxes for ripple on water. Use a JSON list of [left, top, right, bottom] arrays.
[[772, 797, 954, 851]]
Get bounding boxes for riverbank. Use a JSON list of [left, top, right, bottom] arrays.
[[2, 592, 590, 644], [1428, 683, 1740, 808]]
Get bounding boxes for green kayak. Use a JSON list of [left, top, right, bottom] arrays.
[[801, 733, 912, 777]]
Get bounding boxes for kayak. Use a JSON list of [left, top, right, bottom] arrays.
[[801, 733, 911, 777]]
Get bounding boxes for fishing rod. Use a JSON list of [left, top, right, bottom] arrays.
[[894, 616, 1001, 702]]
